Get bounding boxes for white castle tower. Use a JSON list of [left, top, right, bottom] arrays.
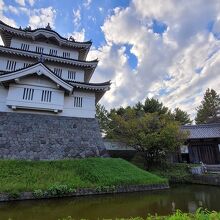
[[0, 21, 110, 160], [0, 21, 110, 117]]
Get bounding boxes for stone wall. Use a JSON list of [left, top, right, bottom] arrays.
[[191, 174, 220, 186], [0, 112, 107, 160], [0, 183, 170, 202]]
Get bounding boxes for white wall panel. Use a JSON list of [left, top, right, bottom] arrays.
[[11, 38, 79, 59]]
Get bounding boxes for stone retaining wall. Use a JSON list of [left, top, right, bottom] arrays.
[[0, 112, 107, 160], [191, 174, 220, 186], [0, 183, 170, 202]]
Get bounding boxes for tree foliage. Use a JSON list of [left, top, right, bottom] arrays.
[[172, 108, 192, 125], [195, 89, 220, 124], [96, 98, 189, 167], [96, 104, 110, 134], [106, 109, 187, 168], [143, 98, 168, 114]]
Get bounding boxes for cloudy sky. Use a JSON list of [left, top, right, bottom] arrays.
[[1, 0, 220, 119]]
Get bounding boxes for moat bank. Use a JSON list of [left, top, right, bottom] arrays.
[[0, 158, 167, 201], [1, 184, 220, 220]]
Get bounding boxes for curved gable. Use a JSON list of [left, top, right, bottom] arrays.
[[0, 63, 73, 92]]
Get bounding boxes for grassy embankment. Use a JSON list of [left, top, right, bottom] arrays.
[[0, 158, 166, 196], [131, 154, 195, 183], [150, 163, 194, 183], [60, 209, 220, 220]]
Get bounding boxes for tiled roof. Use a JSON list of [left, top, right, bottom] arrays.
[[181, 123, 220, 139], [0, 20, 92, 45]]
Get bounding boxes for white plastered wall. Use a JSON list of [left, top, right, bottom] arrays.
[[0, 55, 85, 82], [0, 75, 96, 118], [10, 38, 79, 59]]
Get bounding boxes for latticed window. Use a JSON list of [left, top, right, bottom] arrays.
[[21, 43, 30, 51], [6, 60, 17, 71], [54, 68, 62, 77], [36, 46, 44, 53], [23, 63, 30, 68], [74, 97, 83, 107], [22, 88, 34, 101], [49, 49, 57, 56], [41, 90, 52, 102], [68, 70, 76, 80], [63, 52, 70, 58]]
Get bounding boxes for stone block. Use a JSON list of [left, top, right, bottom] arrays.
[[0, 112, 107, 160]]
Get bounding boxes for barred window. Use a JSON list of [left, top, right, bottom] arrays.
[[68, 70, 76, 80], [36, 46, 44, 54], [63, 52, 70, 58], [21, 43, 30, 51], [22, 88, 34, 101], [54, 68, 62, 77], [23, 63, 30, 68], [74, 97, 83, 107], [6, 60, 17, 71], [49, 49, 57, 56], [41, 90, 52, 102]]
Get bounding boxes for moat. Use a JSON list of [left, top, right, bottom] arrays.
[[0, 184, 220, 220]]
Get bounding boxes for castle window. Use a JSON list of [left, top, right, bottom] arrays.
[[68, 70, 76, 80], [63, 52, 70, 58], [23, 63, 30, 68], [74, 97, 83, 108], [49, 49, 57, 56], [21, 43, 30, 51], [36, 46, 44, 54], [54, 68, 62, 77], [6, 60, 17, 71], [41, 90, 52, 102], [22, 88, 34, 101]]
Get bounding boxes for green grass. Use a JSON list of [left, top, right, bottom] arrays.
[[150, 163, 194, 183], [59, 209, 220, 220], [0, 158, 166, 193]]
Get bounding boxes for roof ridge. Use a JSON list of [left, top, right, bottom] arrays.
[[182, 123, 220, 128], [0, 20, 92, 45], [0, 45, 98, 63]]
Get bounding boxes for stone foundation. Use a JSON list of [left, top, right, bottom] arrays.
[[0, 112, 107, 160], [0, 183, 169, 202]]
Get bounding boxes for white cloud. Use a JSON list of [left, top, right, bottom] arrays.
[[28, 7, 56, 29], [15, 0, 36, 7], [8, 5, 19, 15], [28, 0, 35, 6], [68, 29, 85, 42], [0, 0, 17, 27], [89, 0, 220, 120], [83, 0, 92, 9], [15, 0, 25, 6], [73, 8, 81, 28]]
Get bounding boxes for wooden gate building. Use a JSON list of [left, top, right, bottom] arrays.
[[181, 123, 220, 164]]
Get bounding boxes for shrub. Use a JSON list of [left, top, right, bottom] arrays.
[[33, 189, 44, 198], [47, 184, 76, 196]]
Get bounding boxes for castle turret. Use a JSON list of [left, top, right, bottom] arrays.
[[0, 21, 110, 160], [0, 20, 110, 118]]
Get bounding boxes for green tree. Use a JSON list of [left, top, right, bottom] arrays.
[[107, 109, 187, 168], [143, 98, 168, 115], [173, 108, 192, 125], [195, 89, 220, 124], [96, 104, 110, 134]]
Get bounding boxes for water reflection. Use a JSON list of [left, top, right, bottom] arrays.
[[0, 184, 220, 220]]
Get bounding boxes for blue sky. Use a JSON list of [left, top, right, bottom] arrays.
[[1, 0, 220, 119]]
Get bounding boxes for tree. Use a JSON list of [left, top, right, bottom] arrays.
[[96, 104, 110, 134], [173, 108, 192, 125], [195, 89, 220, 124], [107, 108, 188, 168], [143, 98, 168, 115]]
